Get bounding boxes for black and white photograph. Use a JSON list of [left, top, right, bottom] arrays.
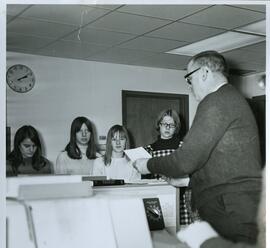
[[2, 1, 268, 248]]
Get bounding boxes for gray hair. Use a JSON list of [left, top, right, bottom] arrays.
[[190, 50, 228, 78]]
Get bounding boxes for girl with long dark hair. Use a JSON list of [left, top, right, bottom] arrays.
[[6, 125, 52, 176], [55, 116, 98, 175]]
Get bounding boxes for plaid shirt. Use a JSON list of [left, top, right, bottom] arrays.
[[150, 148, 179, 157], [145, 138, 183, 156], [145, 137, 193, 226]]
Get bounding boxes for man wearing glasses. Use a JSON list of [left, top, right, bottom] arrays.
[[133, 50, 262, 244]]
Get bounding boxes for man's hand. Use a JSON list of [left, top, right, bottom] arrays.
[[166, 177, 190, 187], [177, 221, 218, 248], [133, 158, 151, 174]]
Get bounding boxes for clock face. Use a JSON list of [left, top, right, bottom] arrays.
[[6, 64, 35, 93]]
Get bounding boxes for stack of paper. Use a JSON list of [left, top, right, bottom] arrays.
[[124, 147, 152, 161]]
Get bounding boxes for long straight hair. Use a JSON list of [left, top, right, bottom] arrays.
[[65, 116, 97, 159], [7, 125, 46, 174], [104, 125, 130, 166]]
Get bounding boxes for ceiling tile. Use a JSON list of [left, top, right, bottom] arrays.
[[20, 5, 110, 26], [231, 4, 266, 13], [7, 17, 78, 39], [7, 4, 30, 16], [118, 36, 187, 52], [147, 21, 224, 42], [7, 15, 14, 23], [235, 20, 266, 35], [181, 5, 265, 29], [89, 11, 171, 35], [126, 60, 182, 70], [63, 27, 136, 46], [6, 47, 36, 54], [229, 61, 265, 73], [118, 5, 210, 21], [239, 41, 266, 53], [93, 5, 123, 10], [6, 4, 266, 75], [132, 53, 190, 70], [86, 47, 157, 63], [36, 40, 109, 60], [7, 32, 55, 50], [223, 48, 265, 65]]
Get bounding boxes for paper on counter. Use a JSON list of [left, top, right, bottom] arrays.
[[126, 179, 168, 185], [124, 147, 152, 162]]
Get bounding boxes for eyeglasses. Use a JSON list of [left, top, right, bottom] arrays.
[[160, 122, 176, 129], [184, 67, 201, 85]]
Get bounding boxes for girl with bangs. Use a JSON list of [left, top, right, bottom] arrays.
[[93, 125, 140, 182], [55, 116, 99, 175], [7, 125, 52, 176]]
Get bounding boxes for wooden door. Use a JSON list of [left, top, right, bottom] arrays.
[[122, 91, 189, 148]]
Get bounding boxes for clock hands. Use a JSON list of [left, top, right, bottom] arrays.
[[17, 74, 29, 81]]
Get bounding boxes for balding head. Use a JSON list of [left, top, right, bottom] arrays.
[[189, 50, 229, 78], [186, 51, 229, 102]]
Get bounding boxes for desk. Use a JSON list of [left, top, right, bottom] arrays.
[[92, 183, 190, 247], [93, 182, 178, 233], [6, 177, 189, 248], [7, 195, 152, 248]]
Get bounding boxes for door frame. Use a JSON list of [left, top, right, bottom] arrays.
[[122, 90, 189, 147]]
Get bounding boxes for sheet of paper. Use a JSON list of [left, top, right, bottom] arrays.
[[126, 179, 168, 185], [124, 147, 152, 162]]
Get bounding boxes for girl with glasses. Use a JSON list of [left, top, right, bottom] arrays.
[[144, 109, 194, 227], [93, 125, 140, 182], [145, 109, 182, 164]]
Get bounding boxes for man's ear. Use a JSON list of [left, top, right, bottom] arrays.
[[201, 66, 209, 81]]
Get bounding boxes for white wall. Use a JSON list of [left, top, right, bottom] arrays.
[[231, 73, 266, 98], [6, 52, 198, 165]]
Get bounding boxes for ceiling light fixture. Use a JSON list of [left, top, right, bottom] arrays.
[[235, 20, 266, 36], [166, 20, 266, 57]]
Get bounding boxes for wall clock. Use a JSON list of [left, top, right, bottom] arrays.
[[6, 64, 35, 93]]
